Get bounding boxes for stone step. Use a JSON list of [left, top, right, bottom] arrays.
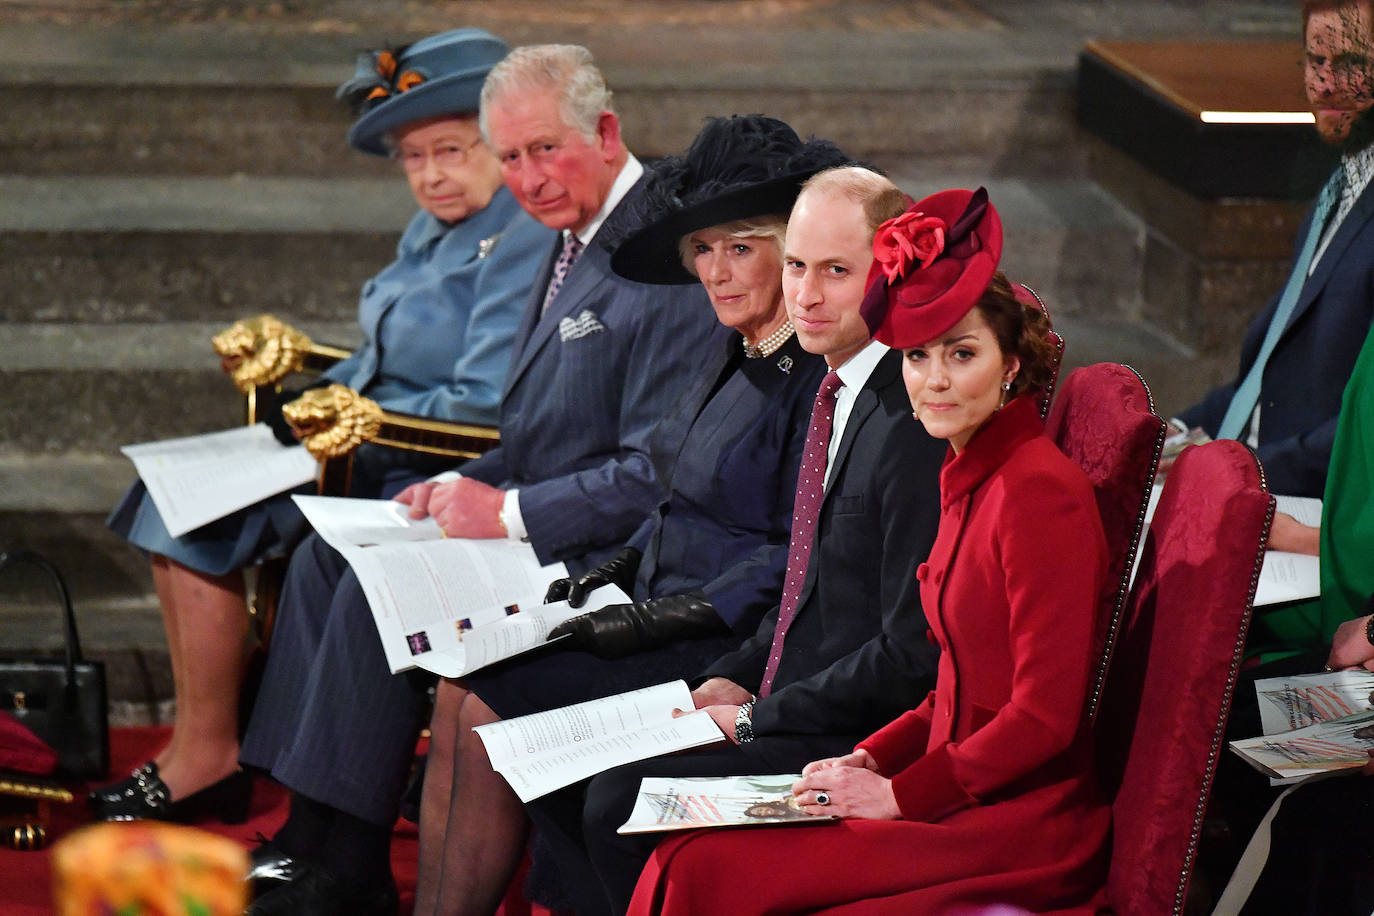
[[0, 176, 411, 324], [0, 17, 1102, 178]]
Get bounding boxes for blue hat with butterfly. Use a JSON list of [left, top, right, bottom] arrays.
[[339, 28, 509, 157]]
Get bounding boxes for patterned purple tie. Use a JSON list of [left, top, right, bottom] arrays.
[[759, 369, 843, 697], [541, 233, 584, 314]]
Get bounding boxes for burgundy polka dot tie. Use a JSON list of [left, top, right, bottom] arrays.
[[759, 369, 843, 697], [541, 233, 584, 315]]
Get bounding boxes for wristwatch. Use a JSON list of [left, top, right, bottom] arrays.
[[734, 701, 756, 744]]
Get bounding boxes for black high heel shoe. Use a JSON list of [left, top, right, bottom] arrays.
[[91, 767, 254, 824]]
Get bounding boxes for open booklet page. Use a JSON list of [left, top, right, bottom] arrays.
[[293, 494, 603, 675], [473, 680, 725, 803], [1254, 669, 1374, 734], [618, 775, 839, 834], [1138, 487, 1320, 606], [1231, 697, 1374, 782], [121, 424, 317, 538]]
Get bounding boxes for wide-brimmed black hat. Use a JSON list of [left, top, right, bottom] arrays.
[[338, 28, 508, 157], [610, 115, 852, 284]]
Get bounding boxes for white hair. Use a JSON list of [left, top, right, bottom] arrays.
[[479, 44, 613, 142], [677, 215, 789, 277]]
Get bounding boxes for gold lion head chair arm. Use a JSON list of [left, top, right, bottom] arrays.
[[281, 384, 384, 461], [211, 314, 314, 394]]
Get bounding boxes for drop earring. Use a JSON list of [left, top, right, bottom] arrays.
[[998, 379, 1011, 409]]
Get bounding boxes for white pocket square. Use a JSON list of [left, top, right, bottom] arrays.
[[559, 309, 607, 342]]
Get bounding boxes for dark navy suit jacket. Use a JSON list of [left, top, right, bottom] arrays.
[[630, 333, 828, 631], [1181, 175, 1374, 497], [701, 348, 946, 740], [460, 180, 720, 572]]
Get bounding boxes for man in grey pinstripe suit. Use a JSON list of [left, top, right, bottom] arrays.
[[239, 44, 722, 916]]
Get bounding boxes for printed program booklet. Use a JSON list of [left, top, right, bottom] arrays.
[[1230, 670, 1374, 781], [292, 494, 629, 676], [473, 680, 725, 803], [618, 774, 840, 834], [120, 424, 317, 537]]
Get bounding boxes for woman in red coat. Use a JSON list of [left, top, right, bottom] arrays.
[[627, 188, 1112, 916]]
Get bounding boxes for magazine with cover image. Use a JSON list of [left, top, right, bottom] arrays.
[[618, 774, 840, 835]]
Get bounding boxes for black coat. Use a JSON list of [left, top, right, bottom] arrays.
[[702, 347, 945, 740]]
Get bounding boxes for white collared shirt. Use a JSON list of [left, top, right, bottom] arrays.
[[824, 339, 891, 491]]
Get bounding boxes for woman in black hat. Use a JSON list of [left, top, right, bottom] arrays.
[[408, 115, 850, 915], [94, 28, 553, 824]]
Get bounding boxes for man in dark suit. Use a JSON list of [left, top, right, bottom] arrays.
[[237, 44, 719, 915], [1174, 0, 1374, 501], [519, 166, 946, 915]]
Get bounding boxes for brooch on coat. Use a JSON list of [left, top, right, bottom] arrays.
[[478, 233, 502, 260], [776, 355, 794, 374]]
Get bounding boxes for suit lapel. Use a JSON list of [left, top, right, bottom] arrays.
[[505, 239, 610, 393], [790, 349, 898, 610], [504, 235, 563, 399], [1291, 179, 1374, 332], [819, 349, 897, 514], [503, 178, 649, 395]]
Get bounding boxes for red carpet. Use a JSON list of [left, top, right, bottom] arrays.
[[0, 726, 545, 915]]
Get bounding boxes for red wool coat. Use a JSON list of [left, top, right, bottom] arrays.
[[628, 397, 1112, 916]]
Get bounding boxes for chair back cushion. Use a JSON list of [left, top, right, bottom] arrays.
[[1045, 363, 1166, 720], [1097, 440, 1273, 916]]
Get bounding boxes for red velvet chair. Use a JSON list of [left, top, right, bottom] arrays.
[[1094, 440, 1273, 916], [1044, 364, 1166, 722]]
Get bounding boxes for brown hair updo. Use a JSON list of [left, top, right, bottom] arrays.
[[974, 272, 1057, 399]]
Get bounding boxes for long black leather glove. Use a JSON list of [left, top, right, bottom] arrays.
[[547, 593, 728, 660], [543, 546, 642, 608]]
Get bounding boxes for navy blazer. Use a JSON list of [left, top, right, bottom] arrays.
[[460, 180, 722, 571], [1181, 174, 1374, 497], [630, 333, 828, 631], [701, 348, 946, 739]]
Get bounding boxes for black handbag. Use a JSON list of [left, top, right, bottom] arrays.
[[0, 548, 110, 779]]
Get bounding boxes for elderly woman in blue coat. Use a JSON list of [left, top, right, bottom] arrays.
[[95, 28, 553, 822]]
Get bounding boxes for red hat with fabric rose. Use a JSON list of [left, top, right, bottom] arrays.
[[860, 187, 1003, 349]]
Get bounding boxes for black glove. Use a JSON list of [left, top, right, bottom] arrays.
[[547, 593, 727, 659], [543, 546, 642, 607]]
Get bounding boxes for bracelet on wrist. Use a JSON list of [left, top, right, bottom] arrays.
[[1364, 614, 1374, 647]]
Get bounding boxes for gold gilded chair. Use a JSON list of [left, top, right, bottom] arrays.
[[213, 315, 501, 642]]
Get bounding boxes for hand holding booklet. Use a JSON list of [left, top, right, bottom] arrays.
[[618, 775, 839, 834], [292, 494, 629, 677], [1139, 487, 1320, 606], [473, 680, 726, 803]]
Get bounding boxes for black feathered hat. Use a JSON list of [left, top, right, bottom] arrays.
[[609, 115, 853, 285]]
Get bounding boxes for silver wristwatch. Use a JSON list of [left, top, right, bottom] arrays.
[[734, 700, 756, 744]]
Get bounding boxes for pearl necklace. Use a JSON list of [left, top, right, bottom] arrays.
[[743, 320, 794, 358]]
